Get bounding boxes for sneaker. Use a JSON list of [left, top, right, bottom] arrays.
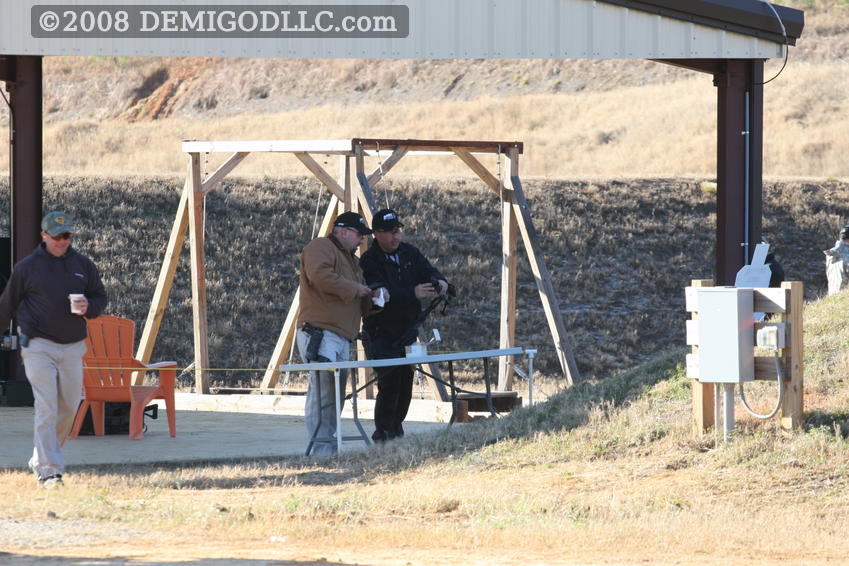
[[38, 474, 64, 489], [27, 460, 38, 478]]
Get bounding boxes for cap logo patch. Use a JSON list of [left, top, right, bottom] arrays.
[[56, 217, 65, 225]]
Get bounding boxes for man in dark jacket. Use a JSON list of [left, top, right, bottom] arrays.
[[0, 211, 107, 488], [360, 209, 447, 442]]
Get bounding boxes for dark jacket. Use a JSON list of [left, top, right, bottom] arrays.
[[360, 241, 445, 346], [0, 243, 107, 344]]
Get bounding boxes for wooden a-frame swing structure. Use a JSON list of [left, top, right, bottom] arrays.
[[134, 138, 580, 396]]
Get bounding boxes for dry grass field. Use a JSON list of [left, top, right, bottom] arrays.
[[3, 289, 849, 565]]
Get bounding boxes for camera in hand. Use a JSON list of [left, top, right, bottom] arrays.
[[430, 277, 456, 297]]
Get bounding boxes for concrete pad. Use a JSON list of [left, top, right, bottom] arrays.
[[0, 394, 447, 471]]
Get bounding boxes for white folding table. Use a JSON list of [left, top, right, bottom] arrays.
[[279, 347, 537, 454]]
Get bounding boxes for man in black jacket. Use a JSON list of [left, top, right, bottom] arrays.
[[360, 209, 447, 442], [0, 211, 107, 488]]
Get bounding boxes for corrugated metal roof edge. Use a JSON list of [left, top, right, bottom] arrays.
[[598, 0, 804, 47]]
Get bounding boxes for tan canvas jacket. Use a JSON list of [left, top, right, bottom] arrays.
[[297, 235, 373, 341]]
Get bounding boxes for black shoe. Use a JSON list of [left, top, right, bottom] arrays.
[[372, 430, 389, 443], [38, 474, 64, 489], [393, 424, 405, 438]]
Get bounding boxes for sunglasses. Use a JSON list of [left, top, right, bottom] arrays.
[[47, 232, 72, 241]]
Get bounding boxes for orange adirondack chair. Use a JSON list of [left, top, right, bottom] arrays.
[[70, 315, 177, 440]]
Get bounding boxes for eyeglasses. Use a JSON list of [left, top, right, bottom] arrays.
[[48, 232, 72, 241], [344, 227, 365, 239]]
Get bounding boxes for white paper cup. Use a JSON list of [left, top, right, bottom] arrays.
[[68, 294, 85, 315]]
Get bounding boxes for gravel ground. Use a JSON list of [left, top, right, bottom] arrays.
[[0, 516, 143, 550]]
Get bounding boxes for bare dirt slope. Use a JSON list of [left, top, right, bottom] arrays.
[[38, 2, 847, 125]]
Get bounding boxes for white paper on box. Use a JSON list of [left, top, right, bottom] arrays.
[[734, 242, 772, 288]]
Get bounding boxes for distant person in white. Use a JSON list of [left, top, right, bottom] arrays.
[[824, 225, 849, 296]]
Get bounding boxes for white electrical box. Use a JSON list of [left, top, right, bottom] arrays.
[[696, 287, 755, 383], [756, 323, 786, 351]]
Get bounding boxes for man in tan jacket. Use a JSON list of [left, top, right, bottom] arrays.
[[297, 211, 386, 455]]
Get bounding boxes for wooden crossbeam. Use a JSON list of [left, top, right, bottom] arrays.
[[201, 152, 249, 195], [451, 147, 504, 197], [294, 153, 345, 201], [354, 138, 523, 154], [367, 146, 408, 187]]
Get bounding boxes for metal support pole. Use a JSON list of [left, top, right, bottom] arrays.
[[715, 60, 763, 284], [8, 56, 42, 266], [526, 349, 536, 406], [714, 383, 722, 443], [723, 383, 735, 443]]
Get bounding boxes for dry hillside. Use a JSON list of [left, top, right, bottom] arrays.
[[0, 175, 842, 390], [0, 1, 847, 178]]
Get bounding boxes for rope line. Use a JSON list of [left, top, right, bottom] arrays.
[[82, 350, 520, 372]]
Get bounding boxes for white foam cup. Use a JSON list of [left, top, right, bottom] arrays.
[[69, 294, 85, 314]]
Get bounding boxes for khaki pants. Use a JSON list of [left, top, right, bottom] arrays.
[[22, 337, 86, 478], [297, 328, 350, 456]]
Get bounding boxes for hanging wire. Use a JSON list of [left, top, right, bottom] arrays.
[[375, 141, 390, 209], [310, 173, 324, 240], [496, 144, 504, 227], [756, 0, 789, 86]]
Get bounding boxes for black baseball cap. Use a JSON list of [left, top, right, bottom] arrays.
[[334, 211, 373, 235], [372, 209, 404, 232]]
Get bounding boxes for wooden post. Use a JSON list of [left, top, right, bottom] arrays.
[[781, 281, 804, 430], [498, 150, 519, 390], [689, 279, 715, 435], [136, 182, 189, 376], [187, 153, 210, 394]]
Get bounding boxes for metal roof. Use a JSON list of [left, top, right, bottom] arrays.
[[601, 0, 804, 46], [0, 0, 803, 60]]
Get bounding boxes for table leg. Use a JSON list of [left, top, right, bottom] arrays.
[[334, 369, 343, 454], [527, 349, 536, 406], [305, 369, 322, 456], [483, 357, 496, 417], [349, 368, 371, 446], [448, 360, 457, 425]]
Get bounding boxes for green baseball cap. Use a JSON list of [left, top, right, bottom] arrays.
[[41, 211, 76, 237]]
